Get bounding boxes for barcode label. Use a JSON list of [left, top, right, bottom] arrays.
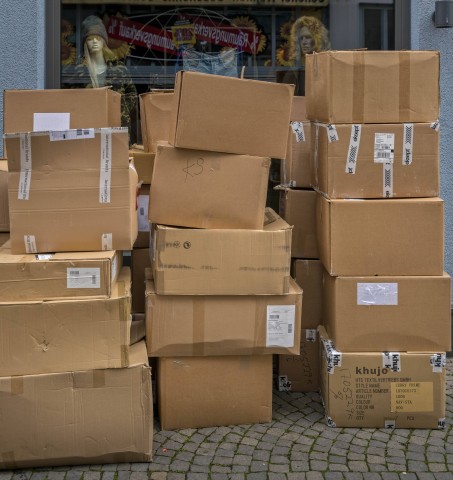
[[49, 128, 95, 141], [137, 195, 150, 232], [269, 314, 280, 320], [374, 133, 395, 164], [67, 268, 101, 289], [266, 305, 296, 348], [24, 235, 37, 253], [35, 254, 53, 260], [288, 324, 293, 334], [102, 233, 113, 251]]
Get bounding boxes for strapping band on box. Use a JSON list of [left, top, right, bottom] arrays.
[[100, 130, 112, 203], [352, 51, 366, 123], [19, 133, 32, 200]]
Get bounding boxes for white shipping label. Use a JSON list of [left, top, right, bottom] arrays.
[[138, 195, 150, 232], [383, 352, 401, 372], [402, 124, 414, 166], [357, 283, 398, 306], [431, 353, 446, 373], [266, 305, 296, 348], [290, 121, 305, 142], [35, 254, 53, 260], [345, 124, 362, 174], [24, 235, 37, 254], [49, 128, 95, 141], [306, 329, 317, 342], [431, 120, 440, 132], [33, 112, 70, 132], [278, 375, 292, 392], [67, 268, 101, 289], [19, 133, 32, 200], [101, 233, 113, 251], [383, 163, 394, 198], [374, 133, 395, 163], [111, 253, 118, 283], [325, 123, 339, 143], [99, 130, 112, 203]]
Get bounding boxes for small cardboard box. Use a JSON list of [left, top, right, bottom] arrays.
[[0, 236, 121, 302], [0, 268, 133, 377], [139, 91, 173, 153], [170, 71, 294, 159], [146, 277, 302, 356], [319, 326, 446, 429], [5, 128, 138, 254], [323, 272, 452, 352], [149, 143, 270, 229], [4, 87, 121, 134], [317, 195, 444, 276], [0, 341, 152, 469], [0, 160, 8, 232], [134, 183, 150, 249], [312, 123, 440, 199], [152, 209, 292, 295], [306, 50, 440, 124], [132, 248, 151, 314], [280, 188, 318, 259], [129, 145, 155, 184], [158, 355, 272, 430]]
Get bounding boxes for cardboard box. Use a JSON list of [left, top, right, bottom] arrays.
[[312, 123, 440, 199], [5, 128, 138, 254], [0, 341, 152, 469], [0, 160, 8, 232], [132, 248, 151, 313], [292, 259, 323, 329], [170, 71, 294, 159], [0, 237, 122, 302], [134, 183, 150, 249], [306, 50, 439, 124], [129, 145, 155, 184], [139, 91, 173, 153], [317, 195, 444, 276], [323, 272, 451, 352], [0, 268, 133, 377], [152, 209, 292, 295], [149, 143, 270, 230], [146, 277, 302, 356], [319, 326, 446, 429], [280, 188, 318, 259], [278, 329, 320, 393], [4, 87, 121, 134], [158, 355, 272, 430], [131, 313, 146, 345]]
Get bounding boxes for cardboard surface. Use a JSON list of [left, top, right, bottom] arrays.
[[131, 313, 146, 345], [0, 160, 9, 232], [146, 277, 302, 356], [134, 183, 150, 248], [0, 268, 133, 376], [319, 326, 446, 429], [132, 248, 151, 313], [280, 188, 318, 259], [0, 237, 121, 302], [149, 143, 270, 229], [317, 195, 444, 276], [170, 71, 294, 159], [323, 272, 452, 352], [0, 341, 153, 469], [139, 91, 173, 153], [152, 209, 292, 295], [158, 355, 272, 430], [129, 145, 155, 184], [306, 51, 440, 124], [312, 123, 440, 199]]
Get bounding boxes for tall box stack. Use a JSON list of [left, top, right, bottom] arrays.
[[0, 89, 153, 469], [142, 71, 302, 430], [306, 50, 450, 429]]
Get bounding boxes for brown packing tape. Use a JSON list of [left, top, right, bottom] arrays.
[[10, 376, 24, 395], [93, 370, 106, 388], [254, 300, 263, 354], [121, 345, 130, 367], [399, 51, 411, 122], [192, 297, 206, 356], [352, 51, 365, 124]]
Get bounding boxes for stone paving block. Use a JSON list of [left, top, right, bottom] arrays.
[[268, 473, 288, 480], [347, 461, 369, 472], [365, 455, 385, 465], [192, 456, 214, 467], [168, 460, 190, 472], [427, 464, 447, 473], [236, 446, 255, 456], [212, 456, 233, 466], [250, 461, 267, 473], [309, 460, 328, 471], [415, 474, 436, 480], [343, 474, 365, 480], [166, 473, 185, 480], [329, 465, 349, 472], [231, 466, 249, 474], [324, 473, 345, 480], [245, 473, 268, 480], [211, 466, 232, 474], [29, 474, 47, 480], [101, 472, 115, 480], [305, 472, 325, 480], [130, 473, 149, 480], [150, 474, 167, 480], [117, 473, 132, 480], [65, 472, 84, 480], [426, 453, 446, 462], [81, 473, 100, 480], [232, 455, 252, 467]]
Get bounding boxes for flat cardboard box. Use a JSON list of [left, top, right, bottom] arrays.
[[0, 237, 122, 302], [317, 195, 444, 276], [5, 129, 138, 254], [319, 326, 446, 429], [146, 277, 302, 356], [312, 123, 440, 199], [170, 71, 294, 159], [129, 145, 155, 184], [278, 329, 320, 393], [306, 50, 439, 124], [134, 183, 150, 248], [139, 91, 173, 153], [280, 188, 318, 259], [0, 267, 133, 377], [292, 259, 323, 329], [152, 209, 292, 295], [149, 143, 270, 229], [0, 160, 8, 232], [4, 87, 121, 134], [0, 341, 152, 469], [132, 248, 151, 313], [323, 272, 451, 352], [158, 355, 272, 430]]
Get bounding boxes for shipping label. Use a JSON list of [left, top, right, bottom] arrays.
[[24, 235, 37, 254], [290, 121, 305, 143], [138, 194, 150, 232], [67, 268, 101, 289], [33, 112, 70, 132], [391, 382, 434, 412], [49, 129, 95, 141], [102, 233, 113, 251], [357, 282, 398, 306], [266, 305, 296, 348], [374, 133, 395, 163]]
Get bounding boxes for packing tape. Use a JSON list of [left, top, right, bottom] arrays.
[[352, 51, 366, 123], [121, 345, 129, 367], [254, 302, 263, 353], [10, 377, 24, 395], [93, 369, 106, 388], [383, 162, 394, 198], [313, 124, 319, 187], [402, 123, 414, 165], [345, 125, 362, 174], [19, 132, 32, 200], [399, 51, 411, 122], [100, 130, 112, 203], [192, 298, 205, 356]]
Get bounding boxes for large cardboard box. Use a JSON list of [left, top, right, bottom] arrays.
[[134, 183, 150, 248], [158, 355, 272, 430], [152, 209, 292, 295], [312, 123, 439, 199], [0, 160, 8, 232], [5, 128, 138, 254], [323, 272, 451, 352], [149, 143, 270, 229], [129, 145, 155, 184], [0, 237, 121, 302], [306, 50, 439, 124], [146, 277, 302, 356], [0, 268, 133, 377], [139, 91, 173, 153], [132, 248, 151, 313], [280, 188, 318, 259], [169, 71, 294, 159], [0, 341, 153, 469], [4, 87, 121, 134], [317, 195, 444, 276], [319, 326, 446, 429]]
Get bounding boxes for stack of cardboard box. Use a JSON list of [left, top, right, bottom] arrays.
[[140, 71, 304, 430], [306, 50, 451, 429], [0, 89, 153, 468]]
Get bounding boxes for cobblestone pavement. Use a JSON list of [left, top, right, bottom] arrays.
[[2, 360, 453, 480]]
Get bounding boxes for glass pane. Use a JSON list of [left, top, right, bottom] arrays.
[[364, 8, 382, 50]]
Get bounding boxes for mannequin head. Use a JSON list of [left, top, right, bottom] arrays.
[[289, 16, 330, 65]]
